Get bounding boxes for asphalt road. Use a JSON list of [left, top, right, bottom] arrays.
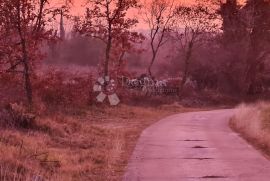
[[123, 109, 270, 181]]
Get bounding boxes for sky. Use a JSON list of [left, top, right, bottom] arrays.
[[61, 0, 198, 30], [67, 0, 200, 15], [52, 0, 245, 31], [57, 0, 246, 15]]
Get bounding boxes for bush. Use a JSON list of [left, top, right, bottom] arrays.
[[34, 70, 94, 112], [0, 74, 24, 110], [0, 103, 36, 129]]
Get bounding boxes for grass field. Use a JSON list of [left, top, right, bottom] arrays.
[[0, 103, 200, 181]]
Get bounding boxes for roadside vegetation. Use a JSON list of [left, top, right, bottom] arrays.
[[0, 100, 199, 180], [230, 102, 270, 157]]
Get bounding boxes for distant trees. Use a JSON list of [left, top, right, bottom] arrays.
[[143, 0, 176, 77], [173, 4, 218, 93], [0, 0, 62, 107], [75, 0, 144, 77], [0, 0, 269, 107]]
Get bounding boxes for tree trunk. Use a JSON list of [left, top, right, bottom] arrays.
[[21, 39, 33, 107], [179, 42, 193, 96], [148, 51, 157, 78], [245, 56, 259, 95], [244, 38, 260, 95], [118, 51, 125, 75], [16, 3, 33, 107], [105, 41, 111, 77], [105, 26, 112, 77]]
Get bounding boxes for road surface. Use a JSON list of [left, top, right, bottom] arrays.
[[123, 109, 270, 181]]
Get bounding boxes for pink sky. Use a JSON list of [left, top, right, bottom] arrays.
[[69, 0, 198, 15], [54, 0, 245, 30], [67, 0, 246, 15], [67, 0, 198, 29]]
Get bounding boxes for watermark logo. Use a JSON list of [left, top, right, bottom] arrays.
[[93, 76, 120, 106], [121, 76, 179, 95]]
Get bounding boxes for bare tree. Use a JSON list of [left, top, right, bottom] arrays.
[[173, 4, 219, 94], [0, 0, 64, 107], [143, 0, 176, 77], [75, 0, 141, 78]]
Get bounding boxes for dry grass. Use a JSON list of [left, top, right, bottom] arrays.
[[230, 102, 270, 156], [0, 103, 200, 181]]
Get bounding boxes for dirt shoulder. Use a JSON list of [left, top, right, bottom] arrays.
[[0, 103, 203, 181]]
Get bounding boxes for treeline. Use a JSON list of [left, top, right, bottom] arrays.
[[219, 0, 270, 95], [0, 0, 270, 107]]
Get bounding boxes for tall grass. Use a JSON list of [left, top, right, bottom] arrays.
[[231, 102, 270, 155], [0, 163, 48, 181]]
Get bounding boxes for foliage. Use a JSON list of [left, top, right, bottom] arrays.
[[0, 0, 66, 106], [74, 0, 144, 77], [34, 70, 94, 111], [219, 0, 270, 94]]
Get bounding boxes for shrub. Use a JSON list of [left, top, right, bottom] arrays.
[[0, 103, 36, 129], [34, 70, 94, 112]]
